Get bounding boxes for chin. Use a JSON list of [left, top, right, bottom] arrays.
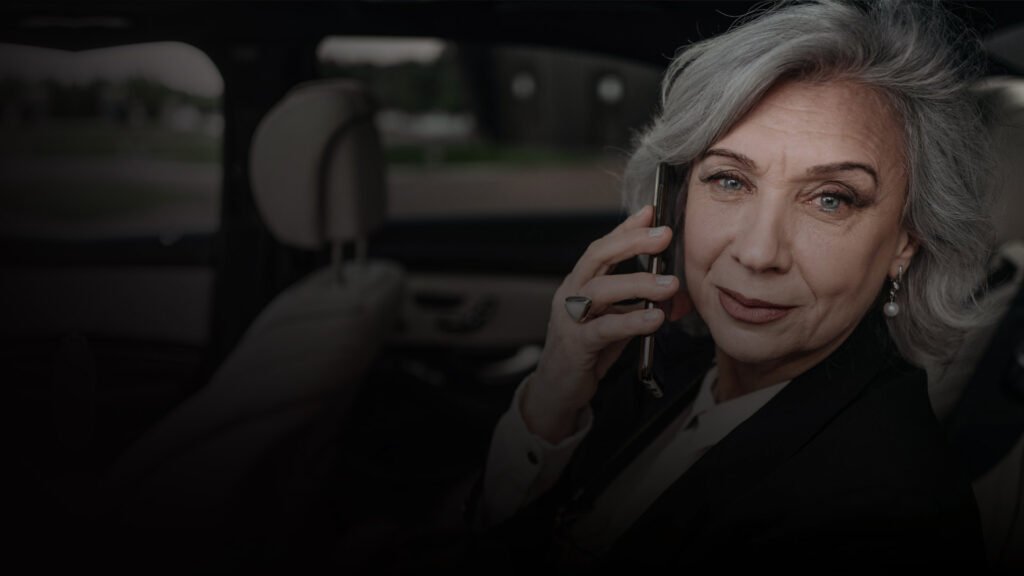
[[710, 325, 791, 364], [699, 308, 799, 365]]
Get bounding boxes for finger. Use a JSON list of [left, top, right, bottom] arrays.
[[565, 206, 652, 285], [579, 272, 679, 316], [610, 204, 654, 234], [579, 307, 664, 353], [605, 302, 644, 316], [570, 225, 674, 286]]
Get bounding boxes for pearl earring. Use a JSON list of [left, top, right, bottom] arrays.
[[884, 265, 903, 318]]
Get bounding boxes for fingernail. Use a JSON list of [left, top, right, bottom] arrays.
[[644, 309, 662, 321], [656, 274, 675, 286], [648, 226, 666, 237], [633, 205, 650, 217]]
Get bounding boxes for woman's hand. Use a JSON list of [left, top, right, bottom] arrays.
[[522, 205, 690, 444]]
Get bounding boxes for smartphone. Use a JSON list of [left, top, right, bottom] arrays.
[[638, 162, 670, 399]]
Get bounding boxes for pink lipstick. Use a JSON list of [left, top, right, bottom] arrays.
[[717, 286, 794, 324]]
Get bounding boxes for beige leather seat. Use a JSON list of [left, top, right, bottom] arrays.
[[105, 79, 404, 562], [925, 76, 1024, 572]]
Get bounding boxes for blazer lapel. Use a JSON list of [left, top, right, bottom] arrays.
[[607, 313, 896, 567]]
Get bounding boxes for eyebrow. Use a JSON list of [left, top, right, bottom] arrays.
[[806, 162, 878, 187], [702, 148, 756, 169], [701, 148, 879, 187]]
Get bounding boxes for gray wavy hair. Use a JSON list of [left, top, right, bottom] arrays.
[[622, 0, 996, 364]]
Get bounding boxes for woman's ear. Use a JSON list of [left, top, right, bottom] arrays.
[[890, 230, 919, 277]]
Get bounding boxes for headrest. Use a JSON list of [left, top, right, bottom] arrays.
[[250, 79, 386, 249], [974, 76, 1024, 245]]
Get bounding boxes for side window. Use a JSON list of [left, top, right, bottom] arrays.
[[0, 41, 223, 243], [316, 37, 662, 220]]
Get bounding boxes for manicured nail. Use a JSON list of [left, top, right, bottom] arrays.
[[656, 275, 675, 286], [648, 226, 667, 237], [644, 309, 662, 321]]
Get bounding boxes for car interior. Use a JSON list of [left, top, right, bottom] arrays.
[[2, 1, 1023, 573]]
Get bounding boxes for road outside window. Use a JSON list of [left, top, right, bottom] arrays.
[[317, 37, 663, 220], [0, 42, 223, 240]]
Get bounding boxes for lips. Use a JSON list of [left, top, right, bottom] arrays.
[[717, 286, 795, 324]]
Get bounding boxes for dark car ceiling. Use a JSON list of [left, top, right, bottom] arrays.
[[4, 1, 1024, 70], [2, 1, 753, 63]]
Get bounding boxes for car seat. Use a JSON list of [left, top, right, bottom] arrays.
[[103, 79, 404, 569]]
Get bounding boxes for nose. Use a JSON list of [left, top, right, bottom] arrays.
[[729, 193, 792, 273]]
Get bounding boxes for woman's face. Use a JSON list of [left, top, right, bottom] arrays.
[[683, 80, 916, 368]]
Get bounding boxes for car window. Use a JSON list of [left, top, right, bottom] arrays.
[[0, 41, 222, 241], [316, 36, 663, 220]]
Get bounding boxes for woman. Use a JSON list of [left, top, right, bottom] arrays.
[[469, 0, 994, 570]]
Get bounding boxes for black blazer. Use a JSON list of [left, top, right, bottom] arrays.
[[469, 313, 986, 572]]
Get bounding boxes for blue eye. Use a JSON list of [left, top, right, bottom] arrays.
[[703, 172, 746, 192], [718, 177, 744, 192], [817, 192, 848, 213], [698, 171, 749, 194]]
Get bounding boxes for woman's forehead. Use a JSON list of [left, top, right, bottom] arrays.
[[708, 80, 907, 182]]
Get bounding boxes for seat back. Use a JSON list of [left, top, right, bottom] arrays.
[[106, 79, 404, 569], [251, 78, 387, 250]]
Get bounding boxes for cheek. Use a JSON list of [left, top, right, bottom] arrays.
[[682, 195, 725, 289], [796, 230, 890, 307]]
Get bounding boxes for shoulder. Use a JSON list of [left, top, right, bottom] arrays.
[[791, 355, 965, 498], [773, 321, 959, 478], [769, 356, 985, 563], [822, 356, 954, 480]]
